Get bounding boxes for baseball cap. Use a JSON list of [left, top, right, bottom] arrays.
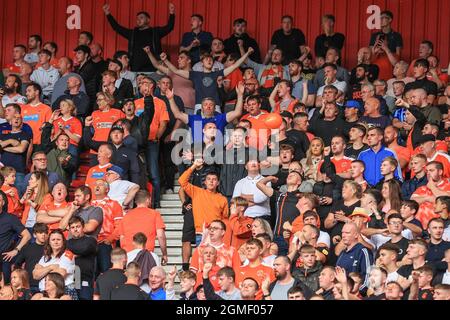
[[107, 165, 125, 178], [349, 207, 371, 222], [417, 134, 436, 145], [74, 45, 91, 55], [110, 125, 124, 133], [345, 100, 363, 112]]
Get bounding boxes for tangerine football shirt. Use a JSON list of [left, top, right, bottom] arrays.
[[21, 103, 52, 144], [53, 116, 83, 146], [91, 108, 125, 142], [134, 96, 169, 141]]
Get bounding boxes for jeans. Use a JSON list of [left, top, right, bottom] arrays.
[[77, 285, 94, 300], [146, 141, 161, 207], [273, 235, 289, 256], [96, 243, 112, 276]]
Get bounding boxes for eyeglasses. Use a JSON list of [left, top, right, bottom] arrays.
[[389, 221, 403, 226], [208, 226, 223, 231], [34, 158, 47, 162]]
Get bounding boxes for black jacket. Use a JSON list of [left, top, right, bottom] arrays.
[[112, 79, 135, 109], [106, 14, 175, 72], [128, 96, 156, 151], [67, 236, 97, 284], [75, 59, 99, 107], [224, 33, 262, 63], [52, 91, 91, 118], [83, 128, 140, 184]]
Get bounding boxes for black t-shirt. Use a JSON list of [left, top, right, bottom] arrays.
[[286, 129, 310, 161], [67, 236, 98, 283], [110, 283, 150, 300], [328, 200, 361, 238], [426, 241, 450, 263], [345, 144, 370, 160], [315, 33, 346, 59], [404, 78, 438, 97], [16, 288, 32, 300], [14, 242, 45, 288], [387, 237, 410, 261], [189, 70, 224, 105], [271, 29, 306, 63], [271, 191, 301, 237], [369, 30, 403, 54], [418, 288, 434, 300], [0, 130, 31, 173], [95, 269, 127, 300]]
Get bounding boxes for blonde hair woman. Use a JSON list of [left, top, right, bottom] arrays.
[[301, 137, 325, 183]]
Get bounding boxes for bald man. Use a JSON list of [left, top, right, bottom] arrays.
[[409, 88, 442, 125], [148, 266, 175, 300], [336, 223, 373, 292], [359, 97, 391, 129]]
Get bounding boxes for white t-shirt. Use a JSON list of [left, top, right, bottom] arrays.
[[443, 226, 450, 242], [386, 271, 400, 283], [370, 230, 413, 250], [108, 179, 139, 208], [443, 271, 450, 285], [37, 252, 76, 291], [291, 231, 331, 249]]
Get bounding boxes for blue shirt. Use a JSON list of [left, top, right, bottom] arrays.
[[188, 113, 228, 144], [0, 122, 33, 138], [150, 288, 166, 300], [358, 145, 402, 187], [336, 243, 373, 290], [189, 70, 224, 105], [181, 31, 214, 64], [292, 78, 316, 101]]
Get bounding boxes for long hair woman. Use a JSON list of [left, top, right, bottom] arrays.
[[32, 229, 77, 300], [31, 273, 71, 300], [301, 137, 325, 183], [380, 179, 403, 213]]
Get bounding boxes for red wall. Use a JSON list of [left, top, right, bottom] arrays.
[[1, 0, 449, 70]]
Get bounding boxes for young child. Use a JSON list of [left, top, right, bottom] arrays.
[[10, 269, 32, 300], [400, 200, 424, 238], [0, 167, 22, 217], [223, 197, 253, 250], [410, 266, 434, 300], [292, 244, 323, 292]]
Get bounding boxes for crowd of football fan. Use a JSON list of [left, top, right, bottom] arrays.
[[0, 3, 449, 301]]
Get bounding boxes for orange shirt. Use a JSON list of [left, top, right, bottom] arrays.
[[179, 168, 229, 233], [235, 263, 275, 300], [21, 194, 53, 226], [4, 63, 21, 74], [306, 132, 315, 142], [318, 156, 353, 174], [118, 207, 166, 252], [225, 69, 243, 90], [85, 163, 113, 193], [1, 185, 22, 217], [91, 108, 125, 143], [412, 180, 450, 228], [195, 264, 222, 292], [223, 215, 253, 249], [373, 53, 398, 81], [92, 197, 123, 243], [190, 242, 242, 273], [21, 103, 52, 144], [134, 97, 169, 141], [52, 117, 82, 146], [241, 112, 270, 150], [39, 197, 69, 233], [429, 152, 450, 179]]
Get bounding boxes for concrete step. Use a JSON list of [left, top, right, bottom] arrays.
[[165, 230, 183, 239], [174, 186, 181, 193], [161, 216, 184, 223], [158, 208, 183, 215], [154, 247, 181, 256], [161, 194, 181, 201], [165, 223, 183, 231], [159, 239, 184, 247], [160, 200, 182, 208]]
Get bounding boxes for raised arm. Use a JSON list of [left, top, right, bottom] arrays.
[[256, 176, 277, 198], [269, 83, 280, 110], [223, 47, 255, 77], [226, 81, 245, 123], [103, 4, 132, 39], [160, 53, 189, 79], [143, 47, 169, 74], [155, 3, 176, 38], [166, 89, 189, 124]]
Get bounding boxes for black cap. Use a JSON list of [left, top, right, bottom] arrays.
[[418, 134, 436, 145], [110, 125, 124, 133], [74, 45, 91, 55]]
